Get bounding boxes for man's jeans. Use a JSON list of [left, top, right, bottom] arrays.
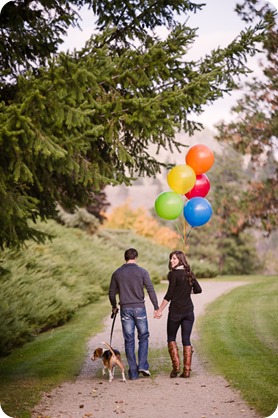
[[120, 307, 149, 379]]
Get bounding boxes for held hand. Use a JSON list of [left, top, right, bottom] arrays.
[[154, 310, 162, 319]]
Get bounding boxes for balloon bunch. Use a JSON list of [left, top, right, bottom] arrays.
[[154, 144, 214, 230]]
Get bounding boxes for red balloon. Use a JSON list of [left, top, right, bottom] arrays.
[[185, 174, 210, 199], [185, 144, 214, 175]]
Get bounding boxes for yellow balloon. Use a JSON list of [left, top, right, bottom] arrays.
[[167, 164, 196, 194]]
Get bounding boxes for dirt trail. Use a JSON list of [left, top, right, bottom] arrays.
[[32, 281, 262, 418]]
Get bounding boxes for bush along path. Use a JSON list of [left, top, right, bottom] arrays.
[[32, 282, 262, 418]]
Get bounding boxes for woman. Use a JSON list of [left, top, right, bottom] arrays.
[[155, 250, 202, 378]]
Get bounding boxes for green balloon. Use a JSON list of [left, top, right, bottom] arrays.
[[154, 191, 184, 220]]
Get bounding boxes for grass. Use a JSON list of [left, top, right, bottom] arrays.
[[0, 297, 110, 418], [195, 275, 278, 417]]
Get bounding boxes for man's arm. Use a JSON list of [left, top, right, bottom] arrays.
[[108, 274, 118, 308], [143, 270, 159, 310]]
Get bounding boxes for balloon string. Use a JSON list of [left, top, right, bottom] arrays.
[[175, 221, 185, 249], [183, 217, 187, 247], [174, 221, 193, 250], [186, 226, 193, 239]]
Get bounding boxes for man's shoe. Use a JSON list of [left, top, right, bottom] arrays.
[[139, 369, 151, 377]]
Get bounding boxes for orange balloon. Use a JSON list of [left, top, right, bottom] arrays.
[[185, 144, 214, 175]]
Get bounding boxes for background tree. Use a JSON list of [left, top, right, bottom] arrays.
[[104, 201, 181, 249], [0, 0, 267, 248], [216, 0, 278, 234], [85, 189, 110, 223]]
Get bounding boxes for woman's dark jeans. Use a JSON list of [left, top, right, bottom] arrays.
[[167, 310, 195, 346]]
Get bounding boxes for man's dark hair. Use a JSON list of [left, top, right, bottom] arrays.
[[124, 248, 138, 261]]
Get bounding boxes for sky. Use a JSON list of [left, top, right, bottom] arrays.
[[0, 0, 277, 130]]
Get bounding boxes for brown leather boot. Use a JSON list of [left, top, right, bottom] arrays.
[[180, 345, 193, 378], [168, 341, 180, 378]]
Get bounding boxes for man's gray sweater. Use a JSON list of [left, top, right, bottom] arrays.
[[109, 263, 159, 310]]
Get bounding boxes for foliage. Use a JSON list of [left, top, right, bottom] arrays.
[[256, 229, 278, 274], [0, 0, 203, 92], [190, 258, 219, 278], [1, 0, 79, 89], [103, 202, 220, 277], [196, 275, 278, 417], [56, 203, 101, 234], [103, 200, 182, 249], [0, 219, 169, 356], [216, 0, 278, 234], [0, 1, 267, 248], [86, 189, 110, 223]]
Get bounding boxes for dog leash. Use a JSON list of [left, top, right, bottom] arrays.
[[110, 307, 119, 346]]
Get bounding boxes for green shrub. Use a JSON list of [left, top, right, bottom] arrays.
[[0, 220, 169, 356], [190, 259, 218, 278]]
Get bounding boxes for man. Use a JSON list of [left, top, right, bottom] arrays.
[[109, 248, 159, 380]]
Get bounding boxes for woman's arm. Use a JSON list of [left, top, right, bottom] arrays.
[[154, 299, 169, 318], [154, 271, 175, 318], [192, 278, 202, 294]]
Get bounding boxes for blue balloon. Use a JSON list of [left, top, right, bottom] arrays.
[[183, 197, 212, 227]]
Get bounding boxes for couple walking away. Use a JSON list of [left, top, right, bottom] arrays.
[[109, 248, 202, 380]]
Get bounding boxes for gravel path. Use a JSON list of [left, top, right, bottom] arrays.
[[32, 281, 262, 418]]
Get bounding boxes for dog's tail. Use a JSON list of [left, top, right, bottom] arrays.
[[101, 341, 116, 357]]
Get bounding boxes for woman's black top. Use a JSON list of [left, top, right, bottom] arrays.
[[164, 268, 202, 313]]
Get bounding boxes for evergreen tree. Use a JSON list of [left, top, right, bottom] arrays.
[[1, 0, 82, 97], [0, 1, 267, 248], [0, 0, 205, 99], [86, 189, 110, 223], [216, 0, 278, 234]]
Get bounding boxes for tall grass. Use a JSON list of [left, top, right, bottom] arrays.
[[196, 275, 278, 417], [0, 220, 169, 355]]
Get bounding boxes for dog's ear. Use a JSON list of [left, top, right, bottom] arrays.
[[91, 347, 101, 361], [94, 347, 103, 357]]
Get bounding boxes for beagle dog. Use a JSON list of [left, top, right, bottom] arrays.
[[91, 341, 126, 383]]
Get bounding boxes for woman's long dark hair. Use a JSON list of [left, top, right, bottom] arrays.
[[168, 250, 196, 285]]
